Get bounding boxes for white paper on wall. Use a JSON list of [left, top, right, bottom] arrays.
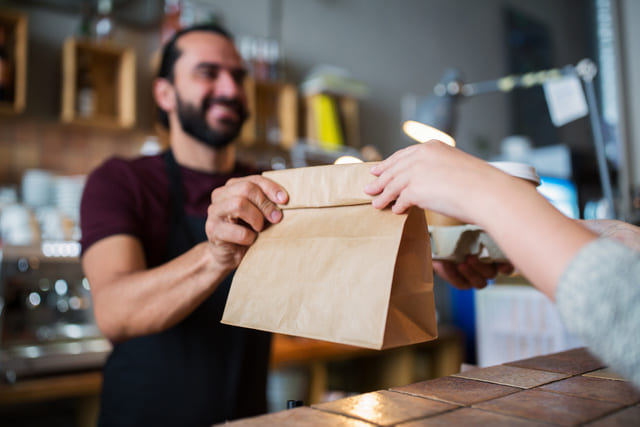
[[543, 75, 589, 127]]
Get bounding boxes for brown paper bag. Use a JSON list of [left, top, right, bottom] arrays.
[[221, 162, 437, 350]]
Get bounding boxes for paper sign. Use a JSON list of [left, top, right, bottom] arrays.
[[543, 75, 589, 127]]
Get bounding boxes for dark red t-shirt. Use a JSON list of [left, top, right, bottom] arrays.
[[80, 153, 257, 268]]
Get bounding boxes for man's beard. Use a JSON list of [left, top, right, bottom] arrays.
[[175, 94, 248, 149]]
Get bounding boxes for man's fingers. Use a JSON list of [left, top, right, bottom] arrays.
[[216, 176, 288, 227], [433, 261, 474, 290], [457, 257, 490, 289], [243, 175, 289, 205], [466, 256, 499, 279], [207, 220, 257, 246], [225, 194, 267, 232], [497, 263, 515, 275], [240, 176, 288, 224]]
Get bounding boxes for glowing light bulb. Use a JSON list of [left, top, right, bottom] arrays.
[[334, 156, 363, 165], [402, 121, 456, 146]]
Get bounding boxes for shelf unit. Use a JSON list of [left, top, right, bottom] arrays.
[[60, 37, 136, 129], [240, 78, 298, 149], [0, 9, 27, 114]]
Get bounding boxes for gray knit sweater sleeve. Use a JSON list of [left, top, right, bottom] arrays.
[[556, 238, 640, 388]]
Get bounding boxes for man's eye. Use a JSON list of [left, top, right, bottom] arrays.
[[197, 68, 219, 79], [232, 71, 246, 84]]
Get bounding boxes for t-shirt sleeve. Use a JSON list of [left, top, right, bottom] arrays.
[[556, 237, 640, 388], [80, 157, 144, 254]]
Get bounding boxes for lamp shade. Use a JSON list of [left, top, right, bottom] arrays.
[[404, 69, 462, 146]]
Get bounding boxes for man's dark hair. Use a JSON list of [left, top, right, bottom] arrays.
[[156, 23, 234, 128]]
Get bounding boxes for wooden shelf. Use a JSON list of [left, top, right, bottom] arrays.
[[0, 9, 27, 114], [60, 37, 136, 129], [240, 78, 298, 149], [0, 371, 101, 427], [237, 80, 362, 164], [270, 327, 464, 404]]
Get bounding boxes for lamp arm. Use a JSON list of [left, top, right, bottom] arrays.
[[577, 60, 617, 218], [459, 67, 570, 97], [448, 59, 616, 219]]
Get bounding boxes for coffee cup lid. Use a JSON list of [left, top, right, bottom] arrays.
[[489, 161, 540, 186]]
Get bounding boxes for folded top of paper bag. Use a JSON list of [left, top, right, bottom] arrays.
[[263, 162, 377, 209]]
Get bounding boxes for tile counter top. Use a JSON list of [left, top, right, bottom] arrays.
[[220, 347, 640, 426]]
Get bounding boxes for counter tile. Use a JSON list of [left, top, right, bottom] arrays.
[[539, 376, 640, 405], [215, 406, 375, 426], [390, 376, 519, 406], [311, 390, 456, 426], [583, 368, 629, 381], [453, 364, 569, 389], [396, 407, 556, 426], [584, 404, 640, 426], [505, 347, 604, 375], [474, 389, 623, 426]]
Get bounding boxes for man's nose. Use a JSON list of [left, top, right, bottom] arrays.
[[215, 70, 242, 98]]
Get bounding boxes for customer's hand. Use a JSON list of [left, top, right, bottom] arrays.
[[578, 219, 640, 252], [365, 142, 516, 289], [206, 175, 288, 270], [364, 142, 506, 227]]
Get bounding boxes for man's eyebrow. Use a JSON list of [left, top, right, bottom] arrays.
[[194, 62, 247, 74]]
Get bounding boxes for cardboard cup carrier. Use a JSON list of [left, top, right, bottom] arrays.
[[429, 161, 540, 262]]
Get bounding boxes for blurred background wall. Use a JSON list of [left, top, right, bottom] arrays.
[[0, 0, 637, 218]]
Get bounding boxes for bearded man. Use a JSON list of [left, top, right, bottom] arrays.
[[80, 23, 288, 427]]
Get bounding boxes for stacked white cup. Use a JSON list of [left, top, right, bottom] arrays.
[[22, 169, 53, 208]]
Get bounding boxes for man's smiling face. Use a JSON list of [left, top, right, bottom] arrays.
[[171, 31, 249, 149]]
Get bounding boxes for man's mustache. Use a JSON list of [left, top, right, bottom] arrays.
[[202, 97, 248, 119]]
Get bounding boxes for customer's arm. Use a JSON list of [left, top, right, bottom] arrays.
[[364, 142, 597, 300], [579, 219, 640, 251], [365, 142, 640, 387], [556, 238, 640, 388]]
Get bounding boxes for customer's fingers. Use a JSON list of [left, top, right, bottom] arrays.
[[369, 144, 420, 176]]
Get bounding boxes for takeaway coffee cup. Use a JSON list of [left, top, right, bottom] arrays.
[[425, 161, 540, 227], [428, 161, 540, 262], [489, 161, 540, 187]]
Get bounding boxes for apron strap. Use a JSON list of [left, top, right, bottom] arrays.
[[163, 149, 200, 248]]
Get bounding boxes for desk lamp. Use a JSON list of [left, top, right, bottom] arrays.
[[404, 59, 615, 218], [403, 69, 461, 147]]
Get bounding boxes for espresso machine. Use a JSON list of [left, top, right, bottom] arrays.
[[0, 242, 111, 382]]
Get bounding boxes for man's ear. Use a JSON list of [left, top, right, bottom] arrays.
[[153, 78, 175, 112]]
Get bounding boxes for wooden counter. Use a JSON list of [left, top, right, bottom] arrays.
[[223, 347, 640, 426]]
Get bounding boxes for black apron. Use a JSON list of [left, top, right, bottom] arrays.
[[98, 150, 271, 427]]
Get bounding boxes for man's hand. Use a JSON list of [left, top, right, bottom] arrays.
[[433, 256, 513, 290], [206, 175, 288, 271]]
